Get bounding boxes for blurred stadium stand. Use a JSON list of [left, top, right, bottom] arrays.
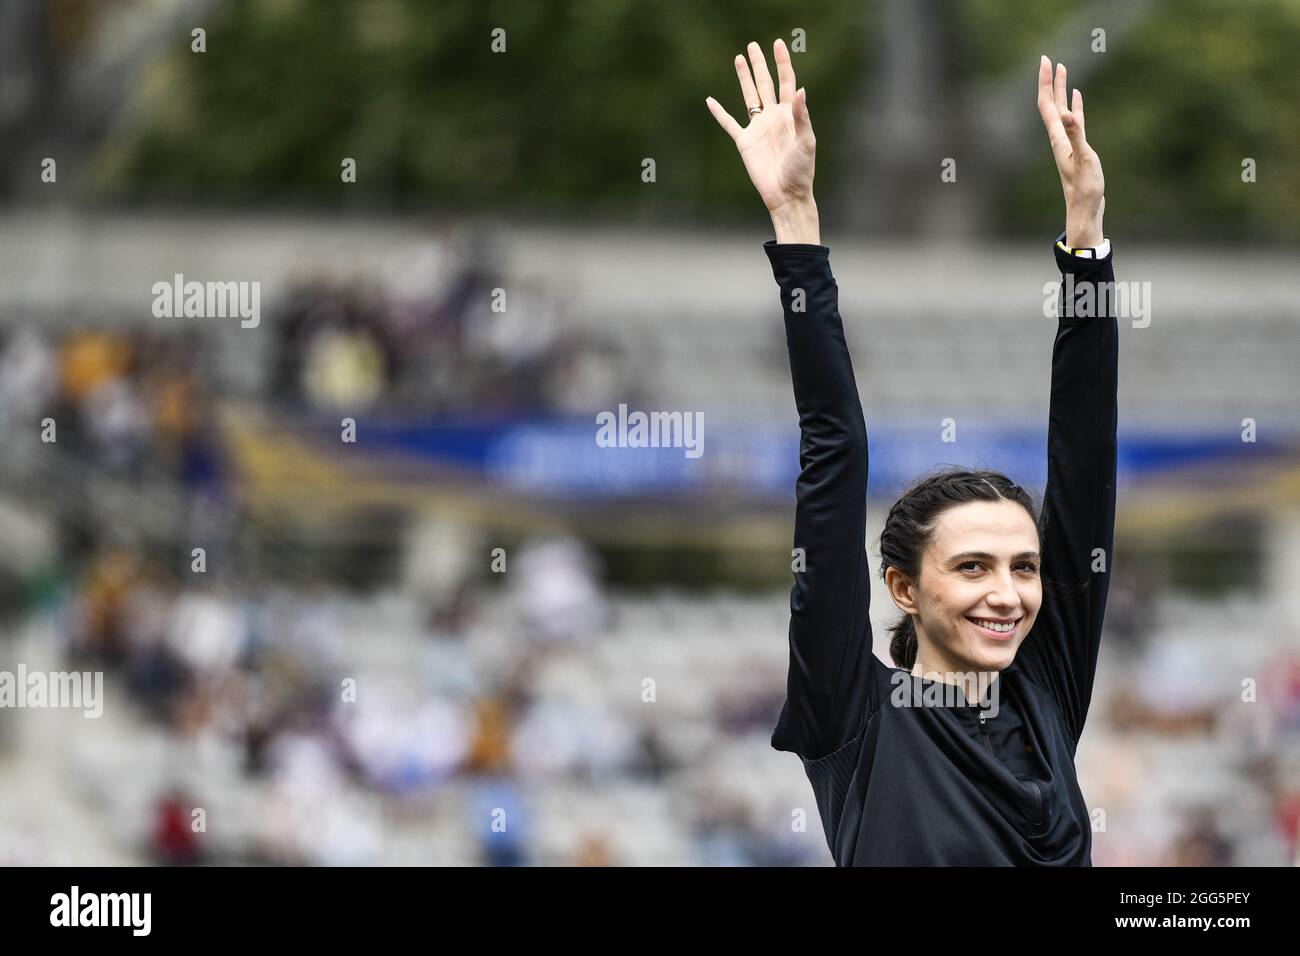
[[0, 215, 1298, 865]]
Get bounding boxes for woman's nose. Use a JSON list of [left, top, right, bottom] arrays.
[[986, 572, 1021, 609]]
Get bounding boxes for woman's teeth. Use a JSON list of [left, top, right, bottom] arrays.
[[968, 617, 1017, 634]]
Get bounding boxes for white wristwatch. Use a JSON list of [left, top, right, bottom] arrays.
[[1056, 236, 1111, 259]]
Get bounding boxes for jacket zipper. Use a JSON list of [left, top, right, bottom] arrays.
[[978, 708, 1047, 834], [1027, 780, 1046, 832]]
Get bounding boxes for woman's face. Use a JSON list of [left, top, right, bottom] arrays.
[[888, 500, 1042, 677]]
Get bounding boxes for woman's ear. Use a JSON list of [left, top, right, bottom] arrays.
[[884, 566, 919, 615]]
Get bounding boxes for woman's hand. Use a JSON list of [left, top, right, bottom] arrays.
[[1037, 55, 1105, 249], [707, 39, 820, 244]]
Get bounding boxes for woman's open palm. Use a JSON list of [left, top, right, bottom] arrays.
[[707, 40, 816, 213], [1037, 55, 1105, 246]]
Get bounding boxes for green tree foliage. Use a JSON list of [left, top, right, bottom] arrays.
[[93, 0, 1299, 239], [95, 0, 868, 224], [968, 0, 1300, 241]]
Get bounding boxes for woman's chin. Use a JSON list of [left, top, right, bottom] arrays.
[[962, 641, 1018, 674]]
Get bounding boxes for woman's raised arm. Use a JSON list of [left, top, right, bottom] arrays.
[[706, 39, 819, 244], [708, 42, 877, 761], [1016, 57, 1119, 745]]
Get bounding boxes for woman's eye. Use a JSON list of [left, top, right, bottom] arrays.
[[959, 561, 1038, 573]]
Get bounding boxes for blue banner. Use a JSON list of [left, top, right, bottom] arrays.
[[320, 414, 1290, 502]]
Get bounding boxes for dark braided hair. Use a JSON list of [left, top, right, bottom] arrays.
[[878, 468, 1040, 670]]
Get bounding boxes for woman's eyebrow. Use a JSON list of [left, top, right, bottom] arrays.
[[948, 551, 1041, 562]]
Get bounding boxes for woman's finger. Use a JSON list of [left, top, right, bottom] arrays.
[[734, 53, 761, 116], [1060, 87, 1087, 152], [1054, 62, 1068, 116], [774, 38, 796, 105], [747, 40, 776, 108], [793, 87, 813, 143], [1036, 58, 1071, 166], [706, 96, 743, 141], [1036, 56, 1058, 124], [1045, 117, 1073, 168], [1060, 108, 1085, 152]]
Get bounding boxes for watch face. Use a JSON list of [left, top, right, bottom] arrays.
[[1058, 239, 1107, 258]]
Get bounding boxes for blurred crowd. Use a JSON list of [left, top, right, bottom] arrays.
[[0, 245, 1296, 867], [0, 231, 628, 487], [1081, 588, 1300, 867], [269, 240, 624, 416], [28, 535, 812, 865], [0, 523, 1293, 866], [0, 326, 220, 490]]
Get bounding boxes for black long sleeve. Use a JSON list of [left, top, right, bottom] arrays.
[[1012, 236, 1119, 748], [765, 240, 878, 762], [765, 235, 1114, 865]]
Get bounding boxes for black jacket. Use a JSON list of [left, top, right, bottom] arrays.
[[765, 235, 1118, 865]]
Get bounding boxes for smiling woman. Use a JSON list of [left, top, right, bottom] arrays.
[[880, 471, 1044, 686], [707, 43, 1118, 865]]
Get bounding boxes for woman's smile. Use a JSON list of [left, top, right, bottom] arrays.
[[966, 615, 1021, 640]]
